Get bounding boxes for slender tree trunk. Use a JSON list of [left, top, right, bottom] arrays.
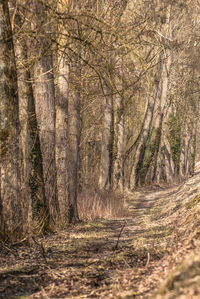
[[134, 4, 174, 187], [14, 36, 33, 234], [55, 55, 70, 225], [99, 83, 113, 190], [155, 117, 175, 184], [54, 0, 71, 225], [0, 0, 22, 237], [180, 126, 194, 178], [113, 92, 124, 191], [129, 56, 162, 189], [113, 58, 124, 192], [67, 57, 80, 222], [153, 57, 173, 184]]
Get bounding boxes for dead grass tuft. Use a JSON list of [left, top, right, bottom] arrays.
[[77, 190, 128, 220]]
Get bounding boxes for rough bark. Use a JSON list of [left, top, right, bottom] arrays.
[[29, 0, 59, 227], [14, 36, 33, 235], [113, 59, 124, 192], [99, 83, 113, 190], [132, 4, 174, 187], [55, 0, 70, 225], [32, 55, 59, 227], [0, 0, 22, 237], [67, 57, 80, 222], [129, 56, 162, 189]]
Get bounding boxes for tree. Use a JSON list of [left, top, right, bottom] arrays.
[[29, 1, 59, 227], [0, 0, 22, 238]]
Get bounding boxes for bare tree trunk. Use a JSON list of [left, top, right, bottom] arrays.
[[14, 36, 33, 235], [156, 117, 175, 184], [54, 0, 71, 225], [0, 0, 22, 237], [55, 56, 70, 224], [113, 92, 124, 191], [180, 126, 194, 178], [67, 57, 80, 222], [32, 55, 59, 227], [135, 4, 174, 187], [28, 1, 59, 228], [99, 83, 113, 190], [129, 57, 162, 189], [113, 58, 124, 192]]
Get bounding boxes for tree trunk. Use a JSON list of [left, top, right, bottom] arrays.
[[99, 83, 113, 190], [14, 35, 33, 235], [180, 126, 194, 178], [113, 58, 124, 192], [55, 0, 71, 225], [32, 55, 59, 227], [129, 56, 162, 189], [133, 4, 173, 187], [67, 57, 80, 222], [0, 0, 22, 238]]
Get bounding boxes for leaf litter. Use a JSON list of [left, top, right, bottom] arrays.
[[1, 172, 200, 298]]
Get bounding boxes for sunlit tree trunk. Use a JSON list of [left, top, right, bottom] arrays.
[[156, 116, 175, 184], [113, 56, 124, 192], [129, 57, 162, 189], [0, 0, 22, 237], [113, 92, 124, 191], [180, 126, 194, 178], [30, 1, 59, 227], [32, 55, 59, 227], [99, 83, 113, 190], [55, 1, 70, 225], [132, 4, 174, 187]]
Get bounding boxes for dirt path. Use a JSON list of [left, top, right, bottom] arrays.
[[1, 173, 200, 298]]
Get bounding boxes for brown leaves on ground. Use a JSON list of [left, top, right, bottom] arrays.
[[1, 172, 200, 298]]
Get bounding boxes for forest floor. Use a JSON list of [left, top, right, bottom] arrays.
[[1, 169, 200, 298]]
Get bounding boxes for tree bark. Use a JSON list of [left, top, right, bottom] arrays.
[[32, 55, 59, 227], [113, 58, 124, 192], [67, 57, 80, 222], [0, 0, 22, 237], [129, 57, 162, 189], [14, 35, 33, 235], [55, 0, 71, 225], [99, 83, 113, 190]]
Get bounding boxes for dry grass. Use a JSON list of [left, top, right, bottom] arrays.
[[77, 190, 128, 220]]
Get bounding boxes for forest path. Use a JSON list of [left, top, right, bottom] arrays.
[[1, 171, 200, 298]]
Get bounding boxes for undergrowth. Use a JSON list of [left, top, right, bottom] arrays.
[[77, 190, 127, 220]]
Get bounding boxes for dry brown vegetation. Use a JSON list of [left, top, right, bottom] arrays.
[[77, 190, 128, 220], [1, 170, 200, 298]]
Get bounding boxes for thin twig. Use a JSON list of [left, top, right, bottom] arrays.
[[145, 251, 150, 267], [113, 222, 126, 251]]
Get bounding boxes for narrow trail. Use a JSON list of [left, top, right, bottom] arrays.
[[1, 172, 200, 298]]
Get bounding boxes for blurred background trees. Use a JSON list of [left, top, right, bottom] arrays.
[[0, 0, 199, 240]]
